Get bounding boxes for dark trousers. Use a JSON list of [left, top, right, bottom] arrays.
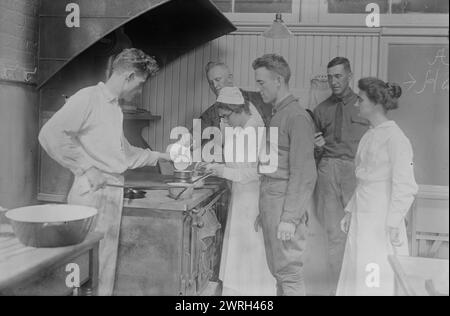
[[259, 177, 307, 296]]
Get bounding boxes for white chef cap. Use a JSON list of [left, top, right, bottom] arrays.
[[216, 87, 244, 105]]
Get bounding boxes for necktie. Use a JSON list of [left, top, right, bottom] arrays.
[[334, 101, 343, 143]]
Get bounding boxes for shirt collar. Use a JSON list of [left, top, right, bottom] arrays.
[[98, 82, 119, 103], [273, 94, 297, 113], [331, 88, 357, 106], [371, 120, 396, 130]]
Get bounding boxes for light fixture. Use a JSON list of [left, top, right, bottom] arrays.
[[262, 13, 293, 39]]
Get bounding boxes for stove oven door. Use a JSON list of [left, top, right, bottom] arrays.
[[189, 189, 227, 295]]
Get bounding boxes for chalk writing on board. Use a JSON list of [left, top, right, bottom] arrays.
[[428, 48, 449, 67], [443, 78, 449, 91], [402, 47, 449, 94], [415, 69, 440, 94], [403, 72, 417, 92]]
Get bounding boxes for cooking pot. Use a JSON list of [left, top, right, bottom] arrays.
[[5, 204, 97, 248], [173, 170, 193, 182]]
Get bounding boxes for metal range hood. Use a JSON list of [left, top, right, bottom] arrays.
[[36, 0, 236, 202], [38, 0, 237, 89]]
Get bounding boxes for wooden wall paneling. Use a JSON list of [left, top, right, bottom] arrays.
[[193, 47, 204, 129], [138, 32, 381, 151], [248, 35, 259, 88], [312, 36, 322, 76], [263, 37, 273, 56], [296, 36, 307, 88], [185, 51, 196, 132], [233, 34, 242, 88], [329, 36, 339, 63], [201, 43, 212, 116], [346, 36, 356, 90], [224, 35, 235, 99], [353, 37, 364, 89], [273, 38, 282, 56], [219, 35, 229, 69], [164, 61, 174, 150], [240, 35, 250, 88], [149, 67, 158, 149], [281, 38, 290, 66], [371, 36, 380, 77], [304, 35, 314, 87], [362, 36, 373, 78], [171, 58, 181, 135], [321, 36, 331, 72], [288, 36, 298, 89], [256, 35, 266, 61], [156, 63, 166, 150], [338, 35, 347, 57], [178, 54, 189, 129]]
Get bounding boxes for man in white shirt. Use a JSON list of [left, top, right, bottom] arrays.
[[39, 48, 170, 295]]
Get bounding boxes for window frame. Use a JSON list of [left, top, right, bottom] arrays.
[[317, 0, 449, 27], [220, 0, 302, 23]]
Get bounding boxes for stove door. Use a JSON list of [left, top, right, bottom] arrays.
[[188, 189, 227, 294]]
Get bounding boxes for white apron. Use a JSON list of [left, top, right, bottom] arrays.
[[67, 172, 124, 296], [218, 105, 275, 296], [219, 180, 276, 296]]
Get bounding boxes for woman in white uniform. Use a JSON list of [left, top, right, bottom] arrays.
[[337, 78, 419, 296], [206, 87, 275, 296]]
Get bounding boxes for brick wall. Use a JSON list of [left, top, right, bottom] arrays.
[[0, 0, 39, 83]]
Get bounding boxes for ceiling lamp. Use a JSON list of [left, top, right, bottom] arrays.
[[262, 13, 293, 39]]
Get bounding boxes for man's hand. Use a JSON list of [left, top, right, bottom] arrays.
[[314, 132, 325, 147], [340, 212, 352, 233], [388, 226, 403, 247], [277, 221, 296, 241], [254, 214, 261, 232], [84, 167, 107, 192], [205, 163, 225, 177]]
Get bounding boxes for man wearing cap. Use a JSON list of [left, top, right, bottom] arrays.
[[252, 54, 317, 296]]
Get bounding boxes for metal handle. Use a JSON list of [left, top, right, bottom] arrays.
[[192, 189, 226, 215]]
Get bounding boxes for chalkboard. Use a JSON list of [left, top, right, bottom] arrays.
[[388, 44, 449, 186]]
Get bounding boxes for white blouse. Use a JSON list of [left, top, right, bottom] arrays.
[[346, 120, 419, 228]]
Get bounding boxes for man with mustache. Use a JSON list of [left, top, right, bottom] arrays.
[[313, 57, 369, 295], [200, 62, 273, 136]]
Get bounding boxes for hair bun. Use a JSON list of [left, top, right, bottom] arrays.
[[386, 82, 402, 99]]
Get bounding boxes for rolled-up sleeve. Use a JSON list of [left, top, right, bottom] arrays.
[[38, 91, 94, 176], [281, 114, 318, 225], [386, 134, 419, 228]]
